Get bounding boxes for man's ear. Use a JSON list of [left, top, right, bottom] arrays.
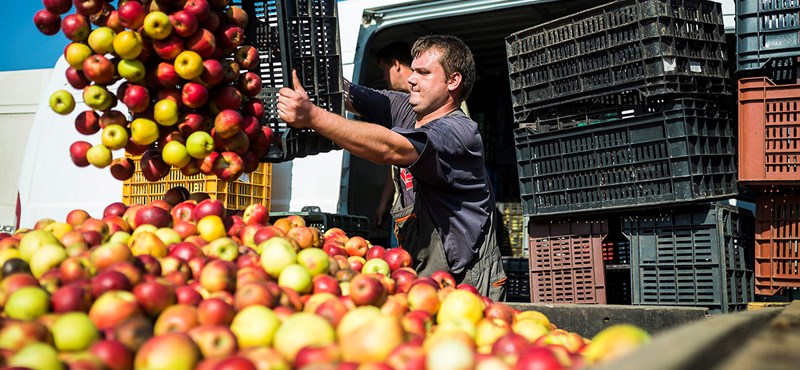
[[446, 72, 462, 93], [392, 59, 403, 71]]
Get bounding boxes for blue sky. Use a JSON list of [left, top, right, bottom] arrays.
[[1, 2, 70, 71]]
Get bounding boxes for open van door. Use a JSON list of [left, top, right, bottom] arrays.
[[342, 0, 615, 245]]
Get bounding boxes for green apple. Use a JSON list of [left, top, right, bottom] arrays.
[[52, 312, 99, 351], [5, 286, 50, 321], [143, 11, 173, 40], [130, 118, 159, 146], [362, 258, 391, 277], [132, 224, 158, 237], [155, 227, 182, 246], [18, 229, 61, 262], [9, 342, 62, 370], [153, 99, 179, 126], [49, 90, 76, 115], [108, 231, 131, 244], [278, 264, 312, 294], [30, 243, 68, 278], [83, 84, 113, 111], [65, 42, 93, 70], [203, 237, 240, 261], [259, 237, 297, 278], [273, 312, 335, 360], [117, 58, 146, 83], [186, 131, 215, 159], [230, 305, 280, 348], [174, 51, 203, 80], [101, 124, 130, 150], [88, 27, 116, 55], [296, 248, 330, 277], [113, 30, 144, 60], [86, 144, 113, 168], [162, 140, 191, 168]]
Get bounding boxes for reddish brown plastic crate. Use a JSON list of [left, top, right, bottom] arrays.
[[755, 194, 800, 295], [739, 77, 800, 185], [528, 219, 607, 304]]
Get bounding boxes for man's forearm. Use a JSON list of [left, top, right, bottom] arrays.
[[308, 107, 417, 167]]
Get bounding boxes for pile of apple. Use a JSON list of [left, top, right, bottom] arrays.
[[0, 198, 650, 370], [35, 0, 274, 182]]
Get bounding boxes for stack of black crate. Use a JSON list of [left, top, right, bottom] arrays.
[[506, 0, 753, 313], [735, 0, 800, 301]]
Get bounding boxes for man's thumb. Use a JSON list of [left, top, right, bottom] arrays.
[[292, 70, 304, 92]]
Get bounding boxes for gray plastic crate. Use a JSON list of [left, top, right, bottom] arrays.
[[514, 98, 737, 217], [736, 0, 800, 75], [506, 0, 730, 123], [623, 203, 755, 313]]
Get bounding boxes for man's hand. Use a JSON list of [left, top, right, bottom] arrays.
[[277, 70, 315, 128]]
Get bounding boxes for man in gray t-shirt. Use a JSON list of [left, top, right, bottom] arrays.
[[277, 35, 506, 300]]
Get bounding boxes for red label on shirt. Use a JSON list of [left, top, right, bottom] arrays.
[[400, 168, 413, 190]]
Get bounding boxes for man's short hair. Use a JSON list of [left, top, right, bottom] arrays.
[[411, 35, 476, 102], [377, 41, 412, 67]]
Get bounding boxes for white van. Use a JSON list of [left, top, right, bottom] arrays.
[[14, 0, 737, 242]]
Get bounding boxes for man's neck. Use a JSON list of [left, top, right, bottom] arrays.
[[415, 102, 461, 128]]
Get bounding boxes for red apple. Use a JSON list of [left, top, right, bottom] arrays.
[[193, 198, 226, 222], [344, 236, 369, 257], [83, 54, 116, 85], [91, 270, 132, 298], [34, 9, 62, 36], [348, 274, 387, 307], [90, 339, 134, 370], [109, 158, 135, 181], [182, 82, 209, 109], [184, 0, 211, 22], [66, 66, 91, 89], [170, 10, 199, 37], [237, 72, 262, 97], [313, 274, 342, 296], [113, 315, 154, 353], [134, 206, 172, 228], [152, 33, 184, 61], [74, 110, 101, 135], [431, 270, 457, 289], [175, 285, 203, 305], [119, 83, 150, 113], [385, 248, 413, 272], [197, 297, 235, 326], [62, 13, 91, 41], [73, 0, 104, 16], [118, 0, 146, 29], [133, 280, 175, 317], [185, 28, 217, 59], [188, 325, 239, 359], [212, 151, 244, 181], [217, 24, 244, 49], [365, 245, 387, 261], [44, 0, 73, 15], [51, 282, 93, 313], [89, 290, 142, 331]]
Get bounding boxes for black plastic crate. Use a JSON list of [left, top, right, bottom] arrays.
[[502, 257, 532, 302], [506, 0, 730, 123], [736, 0, 800, 75], [270, 208, 369, 238], [622, 203, 755, 313], [235, 0, 343, 162], [514, 98, 737, 217]]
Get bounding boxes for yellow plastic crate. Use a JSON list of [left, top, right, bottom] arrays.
[[122, 154, 272, 211]]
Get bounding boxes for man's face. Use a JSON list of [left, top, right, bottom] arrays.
[[379, 59, 410, 93], [408, 48, 450, 116]]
